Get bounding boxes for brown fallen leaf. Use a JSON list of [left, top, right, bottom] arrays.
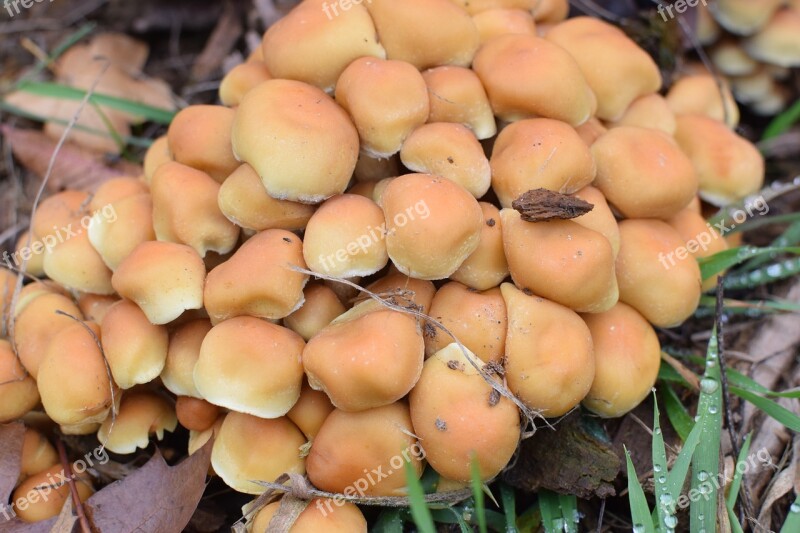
[[83, 442, 212, 533], [1, 125, 143, 192]]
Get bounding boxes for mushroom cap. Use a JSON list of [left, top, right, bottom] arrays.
[[421, 66, 496, 140], [101, 299, 169, 389], [490, 118, 596, 207], [581, 302, 661, 417], [97, 390, 178, 454], [710, 39, 759, 76], [218, 164, 315, 232], [161, 319, 211, 398], [382, 173, 483, 280], [0, 267, 14, 321], [261, 0, 385, 92], [19, 427, 59, 480], [287, 379, 335, 440], [204, 229, 308, 324], [744, 8, 800, 67], [219, 62, 271, 107], [112, 241, 206, 325], [696, 4, 722, 45], [366, 0, 479, 70], [667, 208, 729, 292], [501, 209, 618, 313], [175, 396, 221, 432], [710, 0, 784, 35], [501, 283, 595, 417], [284, 283, 347, 342], [12, 231, 45, 277], [43, 230, 115, 295], [167, 105, 239, 183], [545, 17, 662, 121], [12, 465, 93, 522], [609, 93, 677, 135], [90, 177, 148, 211], [151, 161, 240, 257], [591, 126, 698, 220], [232, 79, 359, 204], [615, 219, 702, 328], [409, 343, 519, 482], [307, 402, 423, 496], [365, 269, 437, 314], [38, 322, 116, 427], [143, 135, 172, 186], [574, 117, 607, 147], [194, 316, 305, 418], [571, 185, 621, 258], [0, 339, 39, 423], [400, 122, 491, 198], [473, 8, 536, 45], [303, 194, 389, 278], [211, 412, 306, 495], [250, 498, 367, 533], [335, 57, 429, 158], [472, 34, 593, 124], [531, 0, 569, 23], [673, 114, 765, 206], [303, 301, 424, 411], [450, 202, 510, 291], [30, 190, 89, 242], [87, 192, 156, 270], [449, 0, 534, 15], [666, 74, 740, 128], [425, 282, 507, 364]]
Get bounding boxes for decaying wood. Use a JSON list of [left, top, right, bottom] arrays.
[[511, 188, 594, 222]]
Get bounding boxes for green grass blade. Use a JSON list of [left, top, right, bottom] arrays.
[[624, 447, 655, 533], [762, 98, 800, 140], [698, 246, 800, 280], [447, 508, 472, 533], [14, 23, 96, 85], [500, 483, 518, 533], [371, 508, 406, 533], [730, 386, 800, 432], [538, 490, 562, 533], [419, 466, 440, 494], [404, 460, 435, 533], [470, 458, 488, 533], [744, 220, 800, 270], [726, 433, 752, 513], [557, 493, 579, 533], [662, 385, 695, 441], [516, 504, 541, 532], [724, 257, 800, 290], [779, 495, 800, 532], [651, 396, 677, 531], [665, 419, 702, 500]]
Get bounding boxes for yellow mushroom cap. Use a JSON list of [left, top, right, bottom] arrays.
[[710, 39, 759, 76], [501, 283, 595, 417], [286, 380, 335, 440], [574, 117, 607, 147], [710, 0, 784, 35], [151, 162, 240, 257], [409, 343, 519, 482], [97, 390, 177, 454], [366, 0, 480, 70], [609, 93, 677, 135], [232, 79, 359, 204], [284, 283, 346, 342], [250, 498, 367, 533], [161, 319, 212, 398], [43, 230, 115, 295], [303, 194, 389, 278], [167, 105, 239, 183], [211, 412, 306, 494], [30, 190, 89, 242], [666, 74, 740, 128], [744, 8, 800, 67], [425, 282, 506, 364], [615, 219, 702, 328], [450, 202, 509, 290], [176, 396, 221, 432], [204, 229, 308, 324], [37, 322, 116, 428], [673, 114, 765, 206], [490, 118, 596, 207], [0, 339, 39, 423], [306, 402, 423, 496], [571, 185, 621, 258], [449, 0, 534, 15], [12, 231, 44, 277], [667, 208, 729, 292], [87, 192, 155, 270], [112, 241, 206, 325], [335, 57, 429, 158], [382, 173, 483, 280], [143, 135, 172, 186], [591, 126, 698, 220], [303, 301, 424, 411], [0, 267, 14, 321], [101, 299, 168, 389], [261, 0, 385, 92], [421, 66, 497, 140], [365, 269, 437, 315], [219, 62, 272, 107], [400, 122, 491, 198], [90, 177, 148, 211], [473, 8, 536, 45], [545, 17, 662, 121], [501, 209, 618, 313], [218, 164, 315, 232], [194, 316, 305, 418], [472, 34, 593, 124], [581, 302, 661, 417], [12, 465, 93, 522], [19, 427, 59, 480]]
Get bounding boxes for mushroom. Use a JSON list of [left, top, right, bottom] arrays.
[[19, 427, 59, 480], [581, 303, 661, 418], [89, 177, 148, 209], [87, 193, 155, 270], [667, 208, 729, 292], [287, 380, 335, 440], [175, 396, 221, 432], [251, 498, 367, 532], [574, 117, 608, 147], [204, 229, 308, 324], [303, 300, 424, 411], [0, 339, 39, 423], [666, 74, 740, 128], [571, 186, 621, 258], [167, 105, 239, 183], [12, 465, 93, 522], [365, 268, 437, 314], [142, 135, 172, 186], [335, 57, 429, 157], [608, 93, 677, 135], [43, 230, 115, 296], [112, 241, 206, 325], [710, 39, 759, 76], [97, 390, 178, 454], [710, 0, 784, 36], [381, 173, 483, 280], [101, 299, 169, 389], [160, 319, 212, 398], [231, 79, 359, 204], [194, 316, 305, 418], [284, 283, 346, 341], [472, 8, 536, 45], [501, 283, 595, 417], [744, 8, 800, 67], [531, 0, 569, 23], [218, 62, 271, 107], [450, 202, 510, 291], [472, 34, 594, 125], [210, 412, 306, 494], [421, 66, 497, 139], [306, 402, 423, 496], [409, 343, 519, 481], [490, 118, 596, 207], [424, 282, 506, 364], [449, 0, 533, 15], [352, 152, 401, 183], [13, 232, 44, 277], [77, 293, 120, 324]]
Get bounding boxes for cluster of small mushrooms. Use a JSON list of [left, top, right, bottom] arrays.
[[1, 0, 767, 528]]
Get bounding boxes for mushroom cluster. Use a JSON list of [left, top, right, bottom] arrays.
[[1, 0, 767, 527], [693, 0, 800, 116]]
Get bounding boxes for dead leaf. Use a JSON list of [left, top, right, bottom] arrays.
[[0, 423, 25, 503], [48, 495, 77, 533], [1, 126, 142, 192], [756, 467, 794, 531], [83, 442, 212, 533]]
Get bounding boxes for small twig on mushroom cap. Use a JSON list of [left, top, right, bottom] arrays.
[[512, 188, 594, 222]]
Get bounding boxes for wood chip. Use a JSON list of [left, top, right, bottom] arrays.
[[511, 188, 594, 222]]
